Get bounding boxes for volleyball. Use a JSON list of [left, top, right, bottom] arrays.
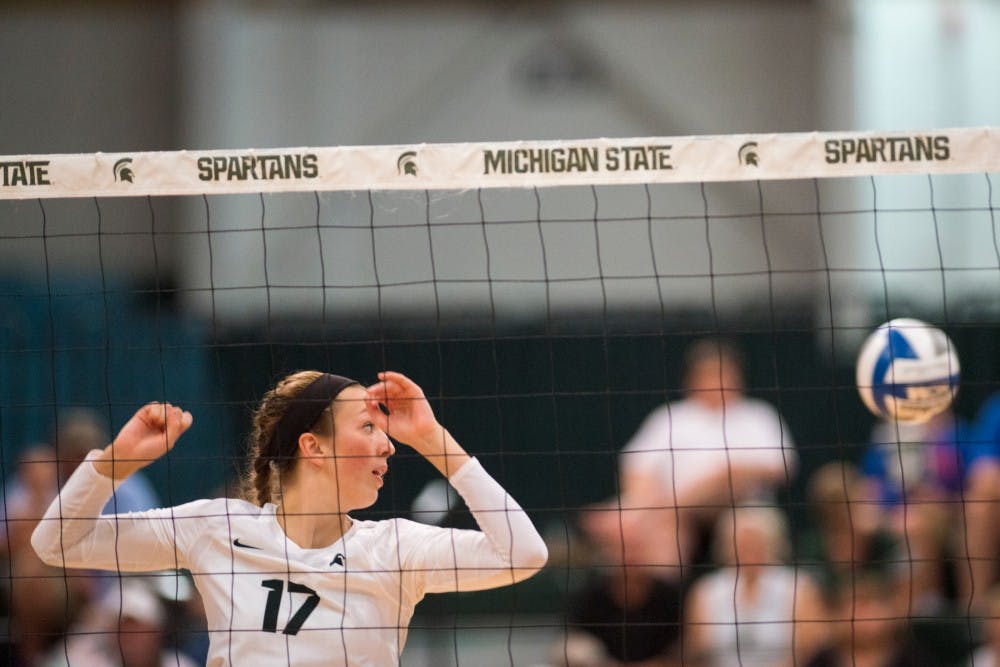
[[856, 318, 960, 423]]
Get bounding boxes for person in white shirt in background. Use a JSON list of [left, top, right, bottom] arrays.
[[51, 578, 198, 667], [684, 505, 826, 667], [583, 337, 796, 580], [32, 370, 547, 666]]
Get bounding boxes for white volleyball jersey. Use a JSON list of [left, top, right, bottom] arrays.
[[33, 454, 547, 666]]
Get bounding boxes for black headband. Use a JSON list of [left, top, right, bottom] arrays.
[[273, 373, 359, 456]]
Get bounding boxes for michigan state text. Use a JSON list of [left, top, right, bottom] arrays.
[[483, 145, 672, 175]]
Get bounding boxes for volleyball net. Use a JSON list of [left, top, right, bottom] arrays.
[[1, 127, 999, 665]]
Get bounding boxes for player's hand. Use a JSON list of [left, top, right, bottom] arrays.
[[93, 403, 193, 480], [365, 372, 442, 454]]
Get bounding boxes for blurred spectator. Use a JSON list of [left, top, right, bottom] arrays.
[[582, 338, 796, 579], [1, 410, 164, 665], [799, 461, 902, 605], [546, 512, 683, 667], [861, 408, 1000, 613], [805, 570, 935, 667], [170, 581, 209, 667], [969, 586, 1000, 666], [1, 410, 159, 528], [51, 578, 198, 667], [683, 505, 826, 667], [53, 409, 159, 513], [966, 395, 1000, 613], [2, 445, 59, 554], [554, 563, 685, 666], [3, 445, 91, 666]]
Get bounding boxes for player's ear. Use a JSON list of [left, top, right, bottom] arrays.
[[297, 432, 326, 468]]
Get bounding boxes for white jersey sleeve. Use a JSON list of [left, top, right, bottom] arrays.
[[401, 458, 548, 595], [31, 450, 202, 572]]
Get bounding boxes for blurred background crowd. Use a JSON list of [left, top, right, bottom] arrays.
[[2, 1, 1000, 666], [5, 336, 1000, 666]]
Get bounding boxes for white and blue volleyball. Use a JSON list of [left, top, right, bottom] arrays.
[[856, 318, 960, 423]]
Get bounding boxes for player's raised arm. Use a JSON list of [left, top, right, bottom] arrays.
[[366, 371, 547, 591], [31, 403, 195, 571], [93, 402, 193, 480]]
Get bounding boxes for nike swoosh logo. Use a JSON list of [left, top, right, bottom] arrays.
[[233, 538, 261, 550]]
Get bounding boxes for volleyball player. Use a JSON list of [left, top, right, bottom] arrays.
[[32, 371, 548, 665]]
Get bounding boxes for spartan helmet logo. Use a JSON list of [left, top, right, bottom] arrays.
[[737, 141, 759, 167], [113, 157, 135, 183], [396, 151, 418, 177]]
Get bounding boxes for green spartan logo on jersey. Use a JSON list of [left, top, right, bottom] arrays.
[[397, 151, 418, 176]]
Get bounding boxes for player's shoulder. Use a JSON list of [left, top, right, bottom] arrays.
[[343, 517, 443, 562], [167, 496, 265, 524], [350, 516, 441, 539], [392, 517, 445, 536]]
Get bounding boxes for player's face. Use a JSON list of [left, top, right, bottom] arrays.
[[328, 385, 394, 511]]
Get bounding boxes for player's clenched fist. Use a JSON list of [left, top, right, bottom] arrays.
[[93, 403, 193, 480]]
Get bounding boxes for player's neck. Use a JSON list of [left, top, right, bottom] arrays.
[[275, 481, 352, 549]]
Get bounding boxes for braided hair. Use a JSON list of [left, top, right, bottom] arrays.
[[244, 371, 332, 506]]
